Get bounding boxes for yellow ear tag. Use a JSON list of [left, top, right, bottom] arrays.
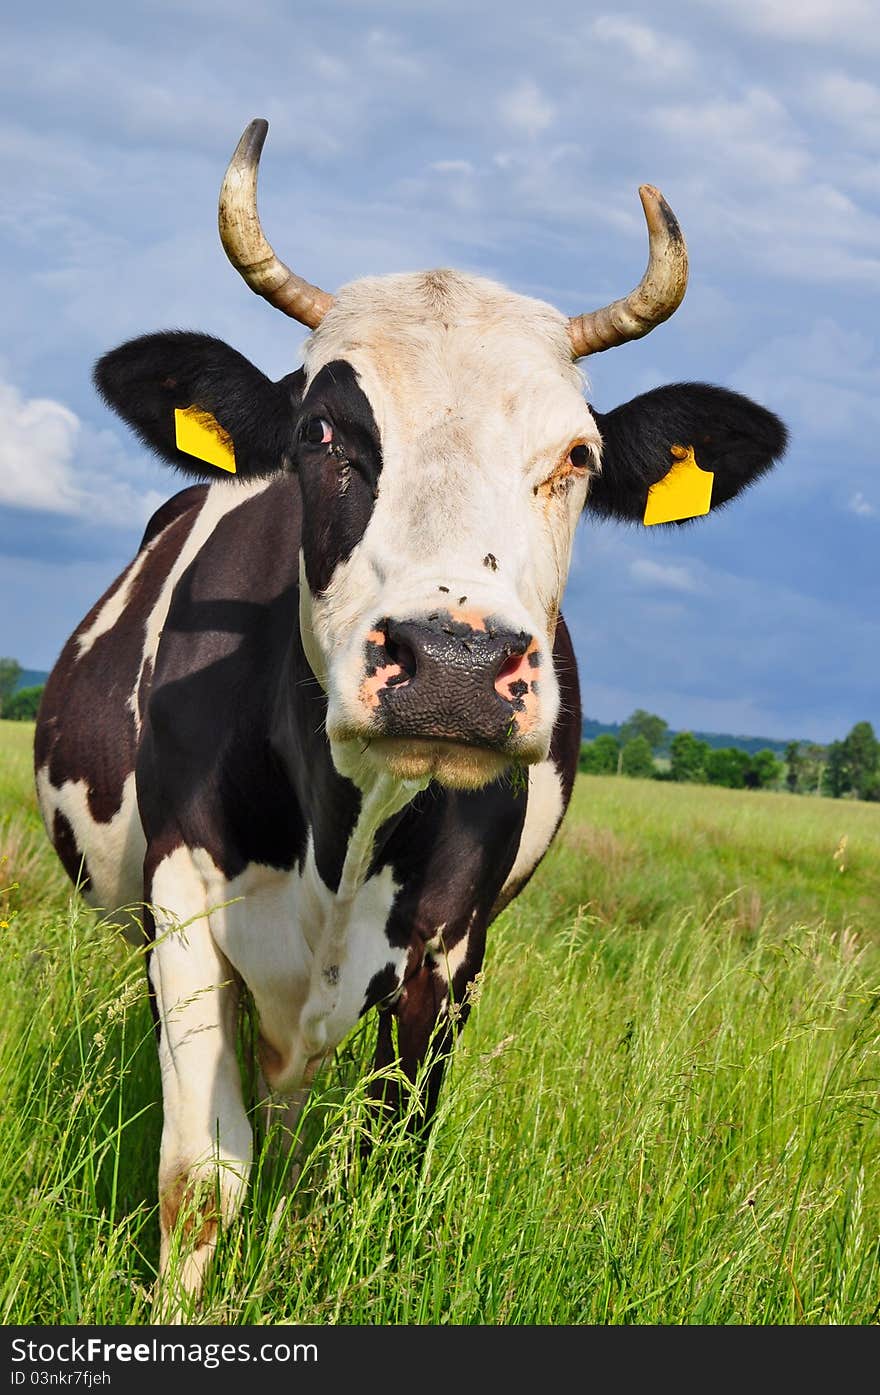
[[174, 405, 236, 474], [643, 444, 713, 526]]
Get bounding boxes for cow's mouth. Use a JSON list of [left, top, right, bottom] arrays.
[[367, 735, 513, 790]]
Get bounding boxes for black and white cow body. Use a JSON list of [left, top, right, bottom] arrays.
[[35, 125, 786, 1301]]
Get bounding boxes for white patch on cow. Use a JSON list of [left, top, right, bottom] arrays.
[[148, 846, 252, 1297], [34, 767, 146, 940], [76, 542, 155, 659], [432, 915, 472, 985], [198, 773, 424, 1097], [500, 758, 564, 899], [425, 922, 447, 953], [298, 773, 418, 1059], [299, 272, 599, 773]]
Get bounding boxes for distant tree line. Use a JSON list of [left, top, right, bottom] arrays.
[[802, 722, 880, 801], [0, 657, 42, 720], [579, 708, 880, 801]]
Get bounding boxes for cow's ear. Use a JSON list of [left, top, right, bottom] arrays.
[[586, 382, 787, 525], [94, 331, 304, 480]]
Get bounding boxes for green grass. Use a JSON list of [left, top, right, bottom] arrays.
[[2, 720, 878, 1324]]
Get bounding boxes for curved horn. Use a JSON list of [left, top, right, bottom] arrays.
[[218, 118, 334, 329], [568, 186, 688, 358]]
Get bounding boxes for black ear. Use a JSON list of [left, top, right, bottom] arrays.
[[93, 331, 304, 480], [587, 382, 787, 525]]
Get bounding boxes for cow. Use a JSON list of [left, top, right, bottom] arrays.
[[34, 119, 786, 1305]]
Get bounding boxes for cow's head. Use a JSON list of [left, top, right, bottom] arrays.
[[95, 120, 786, 792]]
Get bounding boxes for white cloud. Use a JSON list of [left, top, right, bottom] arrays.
[[734, 318, 880, 459], [0, 384, 81, 515], [364, 28, 423, 79], [849, 492, 876, 517], [590, 15, 695, 77], [815, 72, 880, 148], [704, 0, 880, 48], [0, 377, 163, 527], [630, 558, 700, 592], [498, 81, 556, 141], [0, 25, 424, 166], [653, 88, 810, 185], [430, 160, 475, 176]]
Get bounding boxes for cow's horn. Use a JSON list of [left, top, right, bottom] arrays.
[[568, 186, 688, 358], [218, 118, 334, 329]]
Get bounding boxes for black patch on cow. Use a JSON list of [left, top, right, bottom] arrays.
[[360, 962, 401, 1016], [363, 634, 389, 679], [35, 489, 205, 827], [52, 810, 92, 893], [587, 382, 787, 524], [375, 776, 528, 952], [94, 332, 304, 481], [136, 476, 369, 892], [547, 615, 581, 812], [137, 656, 154, 730], [138, 480, 308, 879], [296, 360, 383, 595]]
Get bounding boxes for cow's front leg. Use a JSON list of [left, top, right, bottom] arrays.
[[372, 916, 486, 1131], [146, 849, 252, 1311]]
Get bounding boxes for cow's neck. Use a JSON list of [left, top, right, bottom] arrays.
[[269, 616, 427, 1069], [296, 768, 422, 1061], [270, 602, 424, 899]]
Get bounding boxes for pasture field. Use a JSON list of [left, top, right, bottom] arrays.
[[1, 716, 878, 1324]]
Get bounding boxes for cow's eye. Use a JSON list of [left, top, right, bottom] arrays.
[[300, 416, 333, 446], [568, 444, 590, 470]]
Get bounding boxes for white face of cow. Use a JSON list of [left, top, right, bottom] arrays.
[[295, 270, 598, 792]]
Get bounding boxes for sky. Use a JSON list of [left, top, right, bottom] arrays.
[[2, 0, 878, 742]]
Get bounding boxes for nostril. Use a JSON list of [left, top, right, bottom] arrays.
[[494, 646, 534, 704], [385, 637, 417, 681], [495, 653, 523, 686]]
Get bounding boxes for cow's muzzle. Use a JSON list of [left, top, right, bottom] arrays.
[[359, 613, 541, 750]]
